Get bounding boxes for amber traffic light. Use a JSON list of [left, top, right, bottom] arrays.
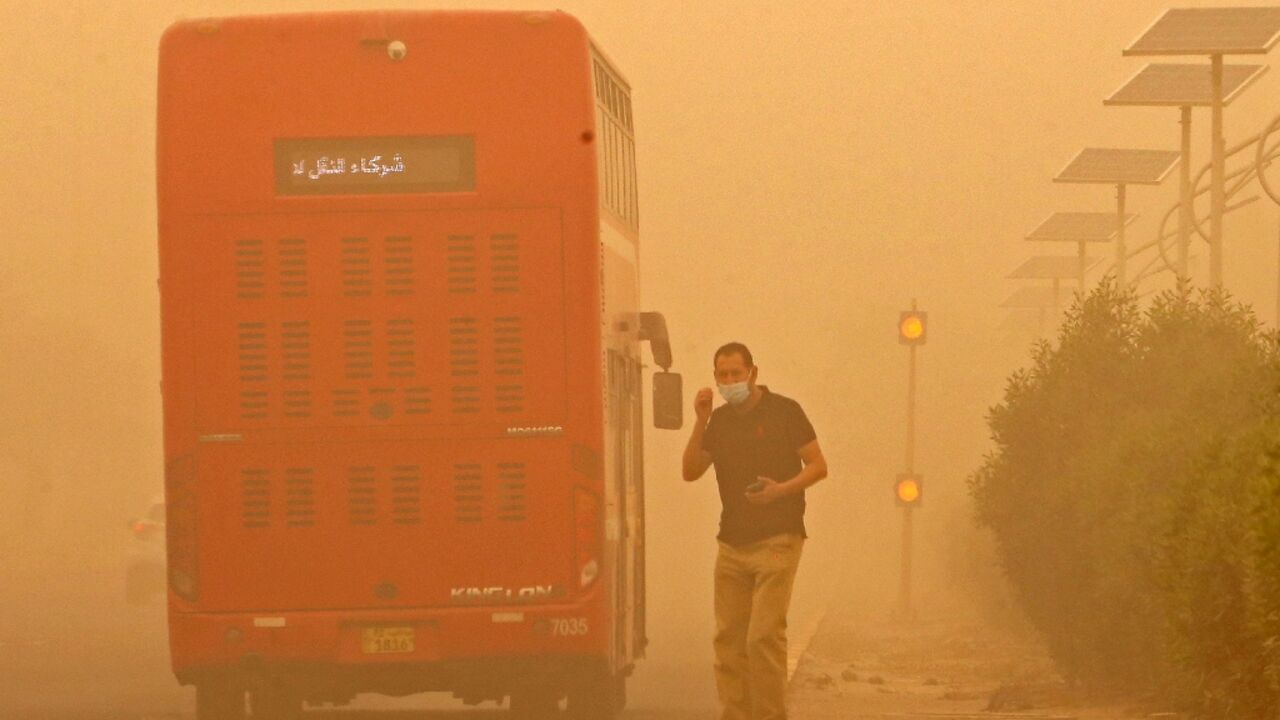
[[895, 474, 923, 507], [898, 311, 927, 345]]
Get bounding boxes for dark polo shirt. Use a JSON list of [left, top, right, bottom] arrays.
[[702, 386, 817, 546]]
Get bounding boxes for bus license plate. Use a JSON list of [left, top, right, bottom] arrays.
[[361, 627, 415, 654]]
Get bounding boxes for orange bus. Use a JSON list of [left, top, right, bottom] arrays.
[[157, 11, 682, 718]]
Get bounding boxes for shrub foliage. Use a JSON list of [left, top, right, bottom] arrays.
[[969, 280, 1280, 715]]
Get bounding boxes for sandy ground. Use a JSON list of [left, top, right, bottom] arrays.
[[787, 596, 1183, 720], [0, 575, 1186, 720]]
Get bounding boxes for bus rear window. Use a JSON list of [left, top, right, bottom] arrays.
[[274, 135, 475, 196]]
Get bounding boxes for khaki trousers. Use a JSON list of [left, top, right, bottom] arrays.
[[713, 532, 805, 720]]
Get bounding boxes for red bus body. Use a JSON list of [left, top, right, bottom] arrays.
[[157, 10, 653, 709]]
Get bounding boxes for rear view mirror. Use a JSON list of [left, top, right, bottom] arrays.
[[653, 372, 683, 430]]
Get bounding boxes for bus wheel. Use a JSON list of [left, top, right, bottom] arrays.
[[195, 683, 246, 720], [565, 671, 624, 719], [509, 687, 561, 718], [248, 686, 302, 720]]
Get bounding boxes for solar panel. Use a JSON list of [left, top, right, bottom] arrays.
[[1125, 7, 1280, 56], [1026, 212, 1138, 242], [1054, 148, 1181, 185], [1007, 256, 1099, 280], [1000, 286, 1075, 309], [1104, 63, 1267, 106]]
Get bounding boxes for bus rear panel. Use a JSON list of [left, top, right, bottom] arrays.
[[157, 10, 638, 707]]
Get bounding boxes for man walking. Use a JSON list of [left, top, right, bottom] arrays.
[[682, 342, 828, 720]]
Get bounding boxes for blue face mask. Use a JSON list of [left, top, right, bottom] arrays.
[[718, 380, 751, 405]]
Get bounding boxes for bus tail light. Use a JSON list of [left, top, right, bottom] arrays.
[[165, 454, 200, 601], [574, 488, 601, 588]]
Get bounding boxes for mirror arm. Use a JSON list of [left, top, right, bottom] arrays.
[[638, 311, 673, 371]]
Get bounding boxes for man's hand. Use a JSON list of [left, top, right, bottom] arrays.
[[745, 476, 785, 505], [694, 387, 713, 424], [683, 389, 715, 481]]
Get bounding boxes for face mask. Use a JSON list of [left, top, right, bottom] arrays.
[[718, 380, 751, 406]]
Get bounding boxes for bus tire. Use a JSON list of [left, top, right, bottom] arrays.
[[509, 686, 561, 718], [565, 670, 623, 719], [195, 683, 246, 720], [248, 686, 302, 720]]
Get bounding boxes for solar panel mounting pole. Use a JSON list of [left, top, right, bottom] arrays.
[[1007, 258, 1095, 334], [1026, 213, 1126, 293], [1078, 241, 1087, 291], [1211, 54, 1225, 286], [1179, 105, 1192, 276], [1105, 63, 1269, 279], [1142, 55, 1274, 287], [1116, 184, 1128, 286], [1054, 151, 1179, 287], [1122, 8, 1280, 285]]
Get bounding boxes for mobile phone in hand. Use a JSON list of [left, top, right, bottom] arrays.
[[745, 480, 766, 494]]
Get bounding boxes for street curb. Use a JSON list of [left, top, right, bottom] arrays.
[[786, 605, 830, 685]]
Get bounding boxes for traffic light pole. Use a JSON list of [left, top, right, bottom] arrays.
[[905, 307, 918, 476], [898, 301, 919, 619]]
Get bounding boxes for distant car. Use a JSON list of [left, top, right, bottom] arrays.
[[125, 496, 166, 605]]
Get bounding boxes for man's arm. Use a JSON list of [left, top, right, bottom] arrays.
[[744, 439, 827, 504], [779, 439, 828, 495], [682, 422, 713, 481], [682, 388, 714, 481]]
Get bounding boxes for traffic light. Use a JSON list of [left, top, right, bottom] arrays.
[[898, 310, 927, 345], [894, 473, 923, 507]]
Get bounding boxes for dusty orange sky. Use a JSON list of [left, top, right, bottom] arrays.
[[2, 3, 1279, 705]]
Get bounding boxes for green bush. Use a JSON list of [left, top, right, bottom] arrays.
[[1250, 438, 1280, 716], [1160, 428, 1273, 716], [969, 280, 1280, 714]]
